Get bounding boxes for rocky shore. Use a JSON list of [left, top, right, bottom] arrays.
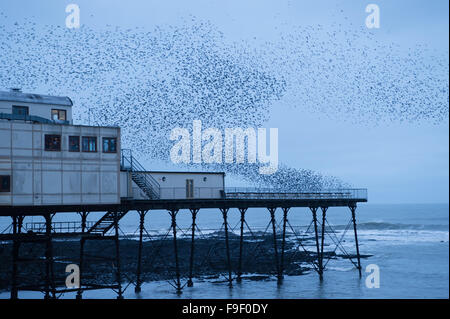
[[0, 232, 345, 290]]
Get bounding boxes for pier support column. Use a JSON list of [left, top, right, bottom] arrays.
[[350, 205, 362, 277], [220, 208, 233, 287], [11, 215, 19, 300], [279, 207, 290, 282], [17, 215, 24, 234], [311, 207, 323, 280], [268, 207, 280, 281], [76, 212, 88, 299], [169, 209, 182, 294], [187, 208, 199, 287], [114, 212, 124, 299], [76, 236, 85, 299], [79, 211, 88, 233], [237, 208, 247, 283], [319, 207, 328, 280], [135, 210, 147, 293], [44, 213, 55, 299]]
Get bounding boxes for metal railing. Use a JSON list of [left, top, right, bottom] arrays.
[[24, 221, 95, 233], [224, 188, 368, 200], [130, 186, 367, 201], [0, 112, 70, 125], [156, 187, 224, 200], [121, 149, 160, 199]]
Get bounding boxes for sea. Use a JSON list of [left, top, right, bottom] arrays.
[[0, 203, 448, 299]]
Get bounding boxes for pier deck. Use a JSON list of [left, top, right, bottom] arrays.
[[0, 188, 367, 216], [0, 188, 367, 299]]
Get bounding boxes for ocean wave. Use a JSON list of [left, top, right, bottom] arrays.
[[333, 222, 449, 231]]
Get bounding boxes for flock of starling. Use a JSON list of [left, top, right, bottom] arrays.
[[0, 14, 448, 190]]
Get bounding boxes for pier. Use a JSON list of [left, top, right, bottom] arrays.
[[0, 188, 367, 299]]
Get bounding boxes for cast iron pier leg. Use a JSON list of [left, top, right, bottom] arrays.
[[17, 216, 24, 235], [221, 208, 233, 287], [77, 211, 89, 300], [350, 205, 362, 277], [114, 212, 124, 299], [320, 207, 328, 280], [135, 210, 147, 293], [79, 211, 88, 233], [76, 236, 85, 299], [44, 213, 55, 299], [170, 209, 182, 294], [279, 207, 290, 282], [268, 207, 280, 281], [11, 216, 19, 299], [237, 208, 247, 283], [187, 208, 199, 287], [311, 207, 323, 280]]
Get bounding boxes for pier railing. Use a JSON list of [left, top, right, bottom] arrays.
[[156, 187, 224, 199], [132, 187, 367, 201], [224, 188, 368, 201], [24, 221, 95, 234]]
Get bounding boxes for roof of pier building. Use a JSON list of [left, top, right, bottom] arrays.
[[0, 89, 73, 107]]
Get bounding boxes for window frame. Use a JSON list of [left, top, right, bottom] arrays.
[[51, 109, 67, 121], [44, 134, 62, 152], [82, 136, 97, 153], [0, 175, 11, 192], [102, 137, 117, 153], [12, 105, 29, 116], [68, 136, 80, 152]]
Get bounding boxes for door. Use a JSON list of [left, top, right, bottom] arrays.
[[186, 179, 194, 199]]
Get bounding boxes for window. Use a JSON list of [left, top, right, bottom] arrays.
[[45, 134, 61, 151], [51, 109, 67, 121], [82, 136, 97, 152], [102, 137, 117, 153], [12, 105, 29, 116], [69, 136, 80, 152], [0, 176, 10, 192]]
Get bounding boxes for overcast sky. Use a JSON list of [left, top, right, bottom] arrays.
[[1, 0, 448, 203]]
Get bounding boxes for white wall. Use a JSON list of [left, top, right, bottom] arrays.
[[0, 100, 73, 123], [131, 172, 225, 200], [0, 120, 120, 206]]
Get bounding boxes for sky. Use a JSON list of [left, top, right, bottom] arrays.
[[0, 0, 448, 204]]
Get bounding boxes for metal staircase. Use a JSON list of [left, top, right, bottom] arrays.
[[121, 149, 160, 200], [87, 150, 160, 235], [87, 211, 128, 235]]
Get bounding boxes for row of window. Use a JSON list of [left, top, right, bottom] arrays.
[[45, 135, 117, 153], [12, 105, 67, 121]]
